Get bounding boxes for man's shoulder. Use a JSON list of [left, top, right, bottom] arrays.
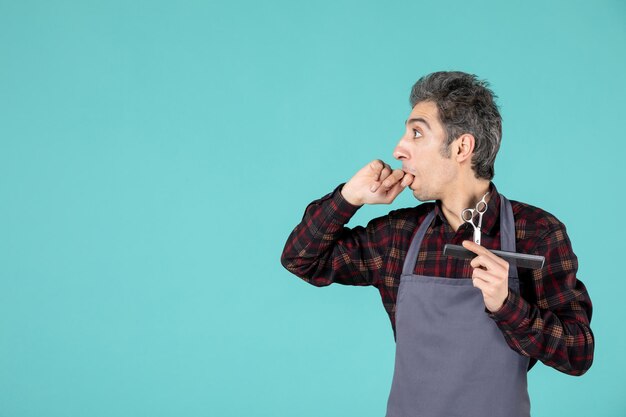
[[509, 199, 567, 238]]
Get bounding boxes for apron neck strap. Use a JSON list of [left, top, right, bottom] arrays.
[[402, 195, 519, 279]]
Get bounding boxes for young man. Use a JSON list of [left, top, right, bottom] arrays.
[[280, 71, 594, 417]]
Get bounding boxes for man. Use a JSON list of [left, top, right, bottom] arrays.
[[280, 71, 594, 417]]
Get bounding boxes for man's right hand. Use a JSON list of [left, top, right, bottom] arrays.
[[341, 159, 414, 206]]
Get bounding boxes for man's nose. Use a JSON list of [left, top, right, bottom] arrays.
[[393, 137, 408, 160]]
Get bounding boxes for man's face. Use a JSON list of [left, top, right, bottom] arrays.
[[393, 100, 457, 201]]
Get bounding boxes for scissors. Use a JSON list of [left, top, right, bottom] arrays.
[[460, 192, 490, 245]]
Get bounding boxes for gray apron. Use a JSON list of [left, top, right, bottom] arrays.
[[385, 195, 531, 417]]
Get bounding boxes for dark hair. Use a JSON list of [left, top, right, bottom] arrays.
[[409, 71, 502, 180]]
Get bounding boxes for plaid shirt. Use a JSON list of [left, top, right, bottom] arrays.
[[281, 182, 594, 375]]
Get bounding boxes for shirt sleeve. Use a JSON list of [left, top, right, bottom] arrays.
[[280, 183, 391, 287], [486, 221, 595, 376]]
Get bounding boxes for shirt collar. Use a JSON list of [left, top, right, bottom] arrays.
[[433, 182, 501, 235]]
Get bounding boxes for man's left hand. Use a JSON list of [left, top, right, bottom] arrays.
[[462, 240, 510, 313]]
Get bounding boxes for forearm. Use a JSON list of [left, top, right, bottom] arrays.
[[489, 289, 594, 375], [280, 184, 374, 286]]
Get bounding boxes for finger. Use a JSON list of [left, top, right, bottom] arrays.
[[381, 169, 405, 190], [367, 160, 385, 192], [369, 159, 385, 180], [471, 277, 497, 300], [382, 179, 407, 203], [471, 267, 498, 284], [379, 165, 392, 183], [471, 273, 487, 291], [470, 254, 501, 273], [462, 239, 490, 256], [463, 240, 508, 269], [400, 173, 414, 187], [471, 270, 497, 295]]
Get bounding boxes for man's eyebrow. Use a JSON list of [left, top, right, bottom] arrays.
[[405, 117, 431, 130]]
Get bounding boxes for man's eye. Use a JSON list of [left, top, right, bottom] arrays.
[[413, 129, 422, 138]]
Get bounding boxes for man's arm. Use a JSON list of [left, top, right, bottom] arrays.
[[280, 183, 391, 287], [486, 222, 594, 376], [281, 159, 412, 287]]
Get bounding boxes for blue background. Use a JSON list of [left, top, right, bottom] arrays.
[[1, 0, 624, 416]]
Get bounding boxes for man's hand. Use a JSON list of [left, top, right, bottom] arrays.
[[462, 240, 510, 313], [341, 159, 414, 206]]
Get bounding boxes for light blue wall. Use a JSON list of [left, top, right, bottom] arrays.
[[1, 1, 624, 416]]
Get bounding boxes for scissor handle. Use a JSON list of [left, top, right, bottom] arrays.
[[461, 208, 475, 222], [475, 200, 488, 214]]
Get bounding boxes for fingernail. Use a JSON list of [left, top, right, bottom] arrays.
[[370, 184, 377, 192]]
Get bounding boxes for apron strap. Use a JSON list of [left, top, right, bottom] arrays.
[[402, 194, 519, 281], [499, 194, 519, 280], [401, 210, 436, 276]]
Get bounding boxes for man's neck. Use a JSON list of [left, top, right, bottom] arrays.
[[439, 179, 492, 232]]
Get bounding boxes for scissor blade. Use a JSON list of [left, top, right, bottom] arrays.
[[474, 228, 481, 245]]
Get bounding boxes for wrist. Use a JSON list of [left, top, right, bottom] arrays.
[[491, 292, 509, 314], [340, 184, 363, 207]]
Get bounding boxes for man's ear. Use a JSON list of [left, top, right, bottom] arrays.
[[454, 133, 475, 163]]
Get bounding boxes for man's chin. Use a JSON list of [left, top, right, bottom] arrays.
[[411, 188, 430, 202]]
